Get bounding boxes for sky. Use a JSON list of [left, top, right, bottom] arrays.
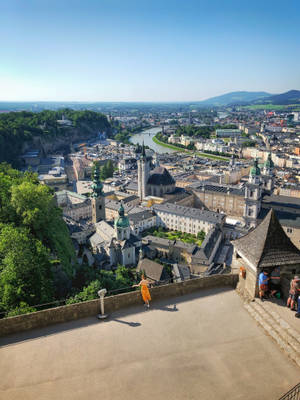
[[0, 0, 299, 102]]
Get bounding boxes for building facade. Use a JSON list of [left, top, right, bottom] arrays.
[[153, 203, 225, 235]]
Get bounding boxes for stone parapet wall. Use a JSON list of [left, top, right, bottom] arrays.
[[0, 274, 238, 337]]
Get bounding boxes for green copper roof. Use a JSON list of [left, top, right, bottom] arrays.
[[114, 203, 129, 228], [250, 158, 261, 176], [91, 168, 103, 198]]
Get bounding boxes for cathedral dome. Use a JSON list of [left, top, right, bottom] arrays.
[[147, 166, 175, 186]]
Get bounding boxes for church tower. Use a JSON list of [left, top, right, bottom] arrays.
[[262, 153, 274, 193], [91, 167, 105, 224], [244, 158, 262, 227], [114, 203, 131, 241], [113, 203, 136, 265], [137, 142, 150, 200]]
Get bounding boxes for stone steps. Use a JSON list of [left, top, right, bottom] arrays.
[[244, 299, 300, 368]]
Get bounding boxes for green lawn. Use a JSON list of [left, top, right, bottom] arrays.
[[152, 135, 229, 161], [145, 227, 205, 247]]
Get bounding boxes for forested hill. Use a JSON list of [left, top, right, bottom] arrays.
[[0, 164, 76, 316], [0, 109, 111, 166]]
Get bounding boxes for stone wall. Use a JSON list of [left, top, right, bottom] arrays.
[[0, 274, 238, 337]]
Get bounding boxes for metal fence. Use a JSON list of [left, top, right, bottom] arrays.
[[279, 383, 300, 400], [0, 277, 178, 319]]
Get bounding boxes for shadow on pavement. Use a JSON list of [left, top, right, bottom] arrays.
[[0, 286, 233, 347]]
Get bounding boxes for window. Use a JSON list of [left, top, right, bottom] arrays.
[[287, 228, 293, 233], [99, 205, 102, 209], [248, 209, 253, 216]]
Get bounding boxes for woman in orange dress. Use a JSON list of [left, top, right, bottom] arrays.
[[133, 274, 151, 308]]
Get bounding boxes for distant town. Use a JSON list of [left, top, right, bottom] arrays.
[[8, 92, 300, 285]]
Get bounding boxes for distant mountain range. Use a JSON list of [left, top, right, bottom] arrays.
[[250, 90, 300, 106], [199, 90, 300, 107], [198, 91, 271, 106]]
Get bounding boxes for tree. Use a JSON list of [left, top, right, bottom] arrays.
[[0, 225, 53, 312], [10, 181, 76, 278], [106, 160, 114, 177], [197, 230, 205, 241], [100, 160, 114, 180], [115, 265, 136, 287]]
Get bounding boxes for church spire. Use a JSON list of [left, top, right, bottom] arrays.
[[91, 166, 103, 198]]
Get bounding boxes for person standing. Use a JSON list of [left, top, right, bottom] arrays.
[[133, 274, 151, 308], [259, 270, 269, 301], [295, 279, 300, 318], [287, 276, 299, 311]]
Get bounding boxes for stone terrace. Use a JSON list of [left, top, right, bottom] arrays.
[[1, 287, 299, 400]]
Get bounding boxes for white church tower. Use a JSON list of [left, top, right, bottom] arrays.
[[261, 153, 274, 193], [244, 158, 262, 227]]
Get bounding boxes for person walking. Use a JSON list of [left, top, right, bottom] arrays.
[[287, 276, 299, 311], [133, 274, 151, 308], [259, 270, 269, 301]]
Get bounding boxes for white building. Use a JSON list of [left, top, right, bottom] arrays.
[[153, 203, 225, 235]]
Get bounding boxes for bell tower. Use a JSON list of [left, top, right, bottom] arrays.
[[244, 158, 262, 227], [137, 142, 150, 200], [91, 167, 105, 224], [262, 153, 274, 193]]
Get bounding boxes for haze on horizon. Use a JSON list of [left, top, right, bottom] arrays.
[[0, 0, 299, 102]]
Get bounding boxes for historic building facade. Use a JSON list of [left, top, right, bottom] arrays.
[[191, 155, 274, 228], [153, 202, 225, 235], [137, 144, 175, 200]]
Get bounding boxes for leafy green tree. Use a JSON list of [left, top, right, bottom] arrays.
[[197, 230, 205, 241], [66, 280, 102, 304], [115, 265, 136, 287], [100, 160, 114, 180], [10, 181, 76, 278], [0, 225, 54, 312]]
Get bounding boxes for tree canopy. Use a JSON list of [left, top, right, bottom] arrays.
[[0, 164, 76, 315]]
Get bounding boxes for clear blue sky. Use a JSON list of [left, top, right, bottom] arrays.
[[0, 0, 299, 102]]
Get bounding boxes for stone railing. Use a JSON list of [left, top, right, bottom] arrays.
[[0, 274, 238, 337]]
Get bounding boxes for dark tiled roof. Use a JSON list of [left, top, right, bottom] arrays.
[[153, 202, 224, 224], [232, 209, 300, 268], [192, 227, 222, 264], [190, 181, 245, 197], [262, 194, 300, 210], [128, 210, 155, 223], [147, 166, 175, 186], [136, 258, 165, 282]]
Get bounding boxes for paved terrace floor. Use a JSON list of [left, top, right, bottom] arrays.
[[1, 287, 299, 400]]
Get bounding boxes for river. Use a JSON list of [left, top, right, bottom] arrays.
[[129, 127, 176, 154]]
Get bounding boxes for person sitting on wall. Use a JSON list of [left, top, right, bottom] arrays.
[[259, 270, 269, 302], [269, 266, 281, 298]]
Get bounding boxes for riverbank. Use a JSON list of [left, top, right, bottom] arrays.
[[153, 134, 229, 161], [130, 127, 176, 154]]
